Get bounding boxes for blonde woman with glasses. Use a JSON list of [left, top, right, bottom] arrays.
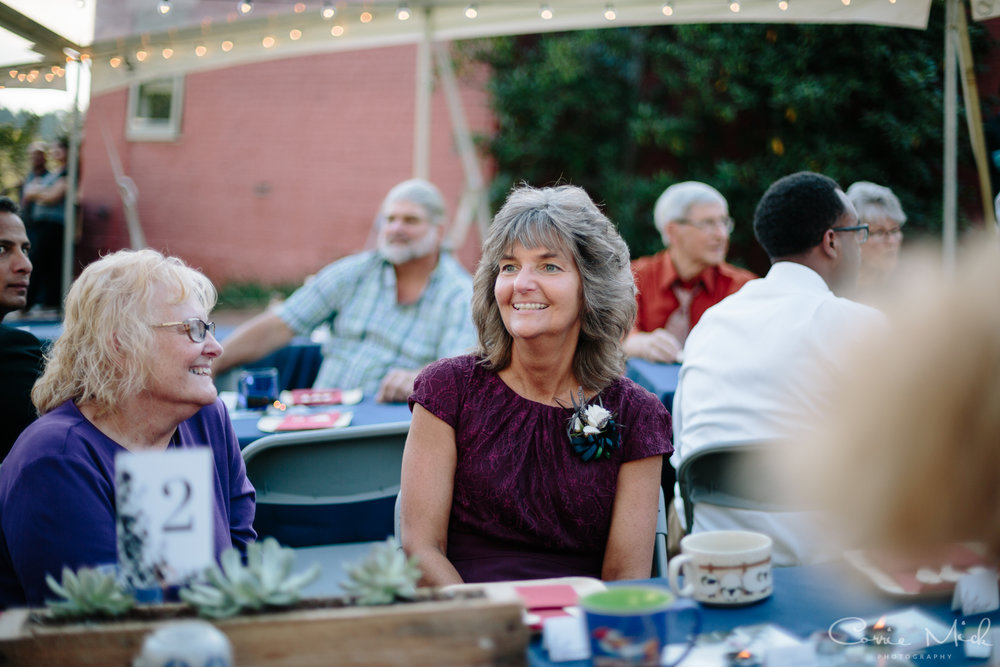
[[0, 249, 255, 608]]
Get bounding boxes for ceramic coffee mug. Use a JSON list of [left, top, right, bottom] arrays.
[[667, 530, 773, 606], [579, 585, 701, 667], [133, 620, 233, 667]]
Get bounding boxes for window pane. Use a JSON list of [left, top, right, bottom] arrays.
[[137, 81, 173, 122]]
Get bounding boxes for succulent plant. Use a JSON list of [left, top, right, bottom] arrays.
[[44, 566, 136, 618], [179, 537, 320, 619], [340, 537, 421, 606]]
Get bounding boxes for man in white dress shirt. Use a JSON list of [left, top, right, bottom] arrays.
[[671, 171, 885, 566]]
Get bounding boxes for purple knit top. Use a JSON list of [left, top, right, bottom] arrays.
[[410, 354, 671, 583]]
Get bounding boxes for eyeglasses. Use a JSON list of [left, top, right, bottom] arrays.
[[868, 226, 903, 242], [676, 216, 735, 235], [831, 224, 870, 244], [152, 317, 216, 343]]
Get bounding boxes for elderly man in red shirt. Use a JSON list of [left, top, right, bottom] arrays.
[[625, 181, 756, 363]]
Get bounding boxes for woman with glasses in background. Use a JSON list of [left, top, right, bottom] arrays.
[[0, 249, 256, 608], [846, 181, 907, 297]]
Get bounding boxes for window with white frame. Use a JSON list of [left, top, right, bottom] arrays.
[[126, 76, 184, 142]]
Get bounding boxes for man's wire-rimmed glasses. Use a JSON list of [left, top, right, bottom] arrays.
[[152, 317, 216, 343], [831, 224, 870, 244]]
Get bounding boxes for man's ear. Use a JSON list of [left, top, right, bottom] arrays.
[[821, 228, 839, 260], [661, 222, 676, 248]]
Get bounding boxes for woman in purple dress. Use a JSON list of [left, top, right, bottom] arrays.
[[0, 249, 256, 608], [400, 184, 671, 585]]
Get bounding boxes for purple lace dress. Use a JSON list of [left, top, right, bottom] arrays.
[[409, 355, 672, 583]]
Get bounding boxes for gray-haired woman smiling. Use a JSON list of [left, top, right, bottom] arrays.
[[400, 184, 671, 586], [0, 248, 255, 608]]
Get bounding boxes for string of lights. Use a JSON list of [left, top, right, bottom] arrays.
[[1, 0, 915, 88]]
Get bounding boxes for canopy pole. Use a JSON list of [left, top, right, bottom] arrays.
[[944, 0, 959, 274], [955, 0, 999, 237], [434, 41, 489, 251], [412, 7, 433, 180], [61, 57, 85, 306]]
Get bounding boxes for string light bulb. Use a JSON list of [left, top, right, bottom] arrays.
[[331, 24, 345, 36], [262, 35, 275, 48], [464, 4, 478, 18], [729, 1, 740, 11], [661, 1, 673, 16], [778, 0, 788, 9], [237, 0, 253, 15], [221, 40, 234, 52], [841, 0, 850, 4], [161, 47, 174, 58], [539, 4, 553, 19], [603, 4, 616, 20], [321, 1, 335, 19], [109, 56, 122, 68], [289, 28, 302, 40], [360, 10, 373, 22], [195, 43, 208, 56], [157, 0, 172, 15], [396, 3, 411, 20]]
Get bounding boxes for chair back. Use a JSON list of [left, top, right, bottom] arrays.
[[653, 486, 668, 578], [242, 421, 410, 548], [677, 441, 789, 531]]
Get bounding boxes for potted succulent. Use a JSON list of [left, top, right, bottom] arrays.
[[0, 538, 529, 666]]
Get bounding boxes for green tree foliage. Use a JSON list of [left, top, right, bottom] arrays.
[[459, 1, 991, 271], [0, 111, 42, 201]]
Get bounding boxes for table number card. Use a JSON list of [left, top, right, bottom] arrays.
[[115, 449, 214, 591]]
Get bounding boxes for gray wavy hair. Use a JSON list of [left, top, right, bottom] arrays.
[[472, 184, 636, 391], [846, 181, 907, 226], [32, 249, 217, 416]]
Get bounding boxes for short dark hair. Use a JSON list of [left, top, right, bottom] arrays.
[[753, 172, 846, 260], [0, 197, 20, 216]]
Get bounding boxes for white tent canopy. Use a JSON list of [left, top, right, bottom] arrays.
[[2, 0, 991, 284], [75, 0, 932, 97]]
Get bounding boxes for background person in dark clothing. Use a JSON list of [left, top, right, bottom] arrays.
[[0, 197, 44, 459]]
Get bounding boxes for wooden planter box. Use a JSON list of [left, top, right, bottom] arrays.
[[0, 594, 530, 666]]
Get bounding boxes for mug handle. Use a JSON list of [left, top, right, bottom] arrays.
[[663, 597, 702, 667], [667, 554, 695, 597]]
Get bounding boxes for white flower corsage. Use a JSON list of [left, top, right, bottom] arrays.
[[566, 388, 620, 462]]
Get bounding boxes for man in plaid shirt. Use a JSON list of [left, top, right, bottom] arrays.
[[216, 179, 475, 403]]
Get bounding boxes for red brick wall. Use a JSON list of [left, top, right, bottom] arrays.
[[79, 45, 494, 286]]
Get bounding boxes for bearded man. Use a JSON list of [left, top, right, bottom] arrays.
[[216, 179, 475, 402]]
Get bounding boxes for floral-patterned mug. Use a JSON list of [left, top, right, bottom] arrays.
[[667, 530, 773, 606]]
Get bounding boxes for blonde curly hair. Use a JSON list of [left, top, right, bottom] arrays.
[[32, 249, 217, 417]]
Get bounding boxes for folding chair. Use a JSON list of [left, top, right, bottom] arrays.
[[653, 486, 669, 578], [677, 441, 789, 531], [241, 421, 410, 548]]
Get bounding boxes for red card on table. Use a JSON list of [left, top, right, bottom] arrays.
[[273, 411, 342, 431], [284, 389, 347, 406], [513, 584, 579, 611], [514, 584, 579, 629]]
